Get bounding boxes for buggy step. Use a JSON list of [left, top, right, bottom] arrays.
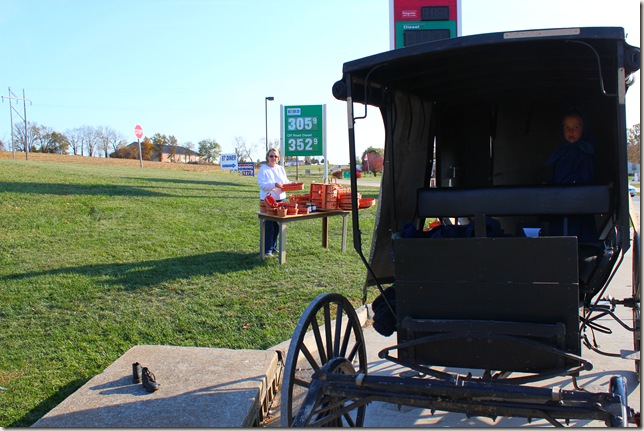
[[620, 349, 640, 360]]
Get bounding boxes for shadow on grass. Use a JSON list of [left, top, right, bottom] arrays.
[[0, 180, 260, 199], [9, 377, 88, 428], [0, 181, 172, 197], [126, 177, 246, 187], [1, 252, 262, 291]]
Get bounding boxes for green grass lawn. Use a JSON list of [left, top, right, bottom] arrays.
[[0, 159, 379, 427]]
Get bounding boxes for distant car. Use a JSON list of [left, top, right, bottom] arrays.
[[629, 184, 637, 197]]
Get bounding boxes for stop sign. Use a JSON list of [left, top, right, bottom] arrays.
[[134, 124, 143, 139]]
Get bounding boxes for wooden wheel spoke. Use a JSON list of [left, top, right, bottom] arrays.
[[347, 339, 362, 363], [340, 319, 354, 357], [293, 376, 310, 388], [333, 302, 344, 358], [300, 342, 321, 371], [310, 397, 361, 427], [323, 303, 333, 361], [342, 411, 357, 427], [310, 317, 328, 365]]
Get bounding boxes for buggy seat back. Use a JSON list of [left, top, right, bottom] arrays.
[[393, 185, 612, 372]]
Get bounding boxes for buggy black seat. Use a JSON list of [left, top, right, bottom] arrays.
[[416, 184, 617, 305], [392, 184, 613, 373]]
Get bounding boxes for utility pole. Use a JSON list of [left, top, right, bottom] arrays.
[[2, 87, 32, 160]]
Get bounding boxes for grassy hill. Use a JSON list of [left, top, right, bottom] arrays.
[[0, 153, 379, 426]]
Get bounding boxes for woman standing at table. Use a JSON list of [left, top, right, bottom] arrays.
[[258, 148, 290, 257]]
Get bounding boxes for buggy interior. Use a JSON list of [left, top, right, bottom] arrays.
[[333, 27, 640, 373]]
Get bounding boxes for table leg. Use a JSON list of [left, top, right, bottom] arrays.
[[322, 217, 329, 248], [278, 221, 286, 264], [259, 218, 266, 260], [341, 214, 348, 252]]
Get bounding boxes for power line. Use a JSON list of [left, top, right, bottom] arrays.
[[2, 88, 32, 160]]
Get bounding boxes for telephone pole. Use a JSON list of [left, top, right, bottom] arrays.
[[2, 87, 32, 160]]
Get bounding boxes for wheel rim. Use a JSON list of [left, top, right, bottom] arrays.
[[281, 293, 367, 427]]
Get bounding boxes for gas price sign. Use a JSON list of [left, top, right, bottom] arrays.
[[283, 105, 324, 157]]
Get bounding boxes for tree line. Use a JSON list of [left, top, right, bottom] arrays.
[[0, 121, 232, 164], [2, 122, 126, 158], [2, 120, 638, 168]]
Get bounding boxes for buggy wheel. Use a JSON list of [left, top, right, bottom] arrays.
[[608, 376, 629, 427], [280, 293, 368, 427]]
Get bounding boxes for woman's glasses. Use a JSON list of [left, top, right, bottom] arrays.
[[269, 155, 278, 158]]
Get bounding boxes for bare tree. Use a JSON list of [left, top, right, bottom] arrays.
[[65, 127, 83, 155], [81, 125, 100, 157], [13, 121, 40, 152], [97, 126, 123, 158], [233, 136, 258, 162], [28, 123, 53, 153], [34, 125, 54, 152]]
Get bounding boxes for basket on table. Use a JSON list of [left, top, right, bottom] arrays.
[[264, 195, 279, 209], [281, 182, 304, 191], [359, 197, 376, 209], [280, 202, 299, 216], [310, 182, 343, 210], [289, 193, 310, 204], [338, 189, 361, 210]]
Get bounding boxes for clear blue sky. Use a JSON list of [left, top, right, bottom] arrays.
[[1, 0, 640, 164]]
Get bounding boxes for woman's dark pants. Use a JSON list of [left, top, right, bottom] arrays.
[[265, 220, 279, 253]]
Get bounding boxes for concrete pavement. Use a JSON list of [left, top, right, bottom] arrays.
[[32, 346, 284, 427]]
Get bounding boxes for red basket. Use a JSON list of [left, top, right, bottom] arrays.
[[358, 197, 376, 208], [281, 182, 304, 191], [264, 195, 278, 208]]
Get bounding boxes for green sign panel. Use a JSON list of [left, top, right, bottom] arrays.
[[395, 20, 456, 48], [283, 105, 324, 157]]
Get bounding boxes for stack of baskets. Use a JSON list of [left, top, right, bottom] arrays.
[[281, 202, 299, 216], [260, 194, 310, 217], [338, 189, 362, 210], [261, 195, 279, 215], [289, 193, 310, 205], [310, 182, 343, 210]]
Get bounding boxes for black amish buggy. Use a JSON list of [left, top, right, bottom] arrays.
[[280, 27, 641, 427]]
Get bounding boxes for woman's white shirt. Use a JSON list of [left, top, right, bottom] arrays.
[[258, 163, 288, 200]]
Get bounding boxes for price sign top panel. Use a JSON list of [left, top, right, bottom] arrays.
[[284, 105, 324, 157]]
